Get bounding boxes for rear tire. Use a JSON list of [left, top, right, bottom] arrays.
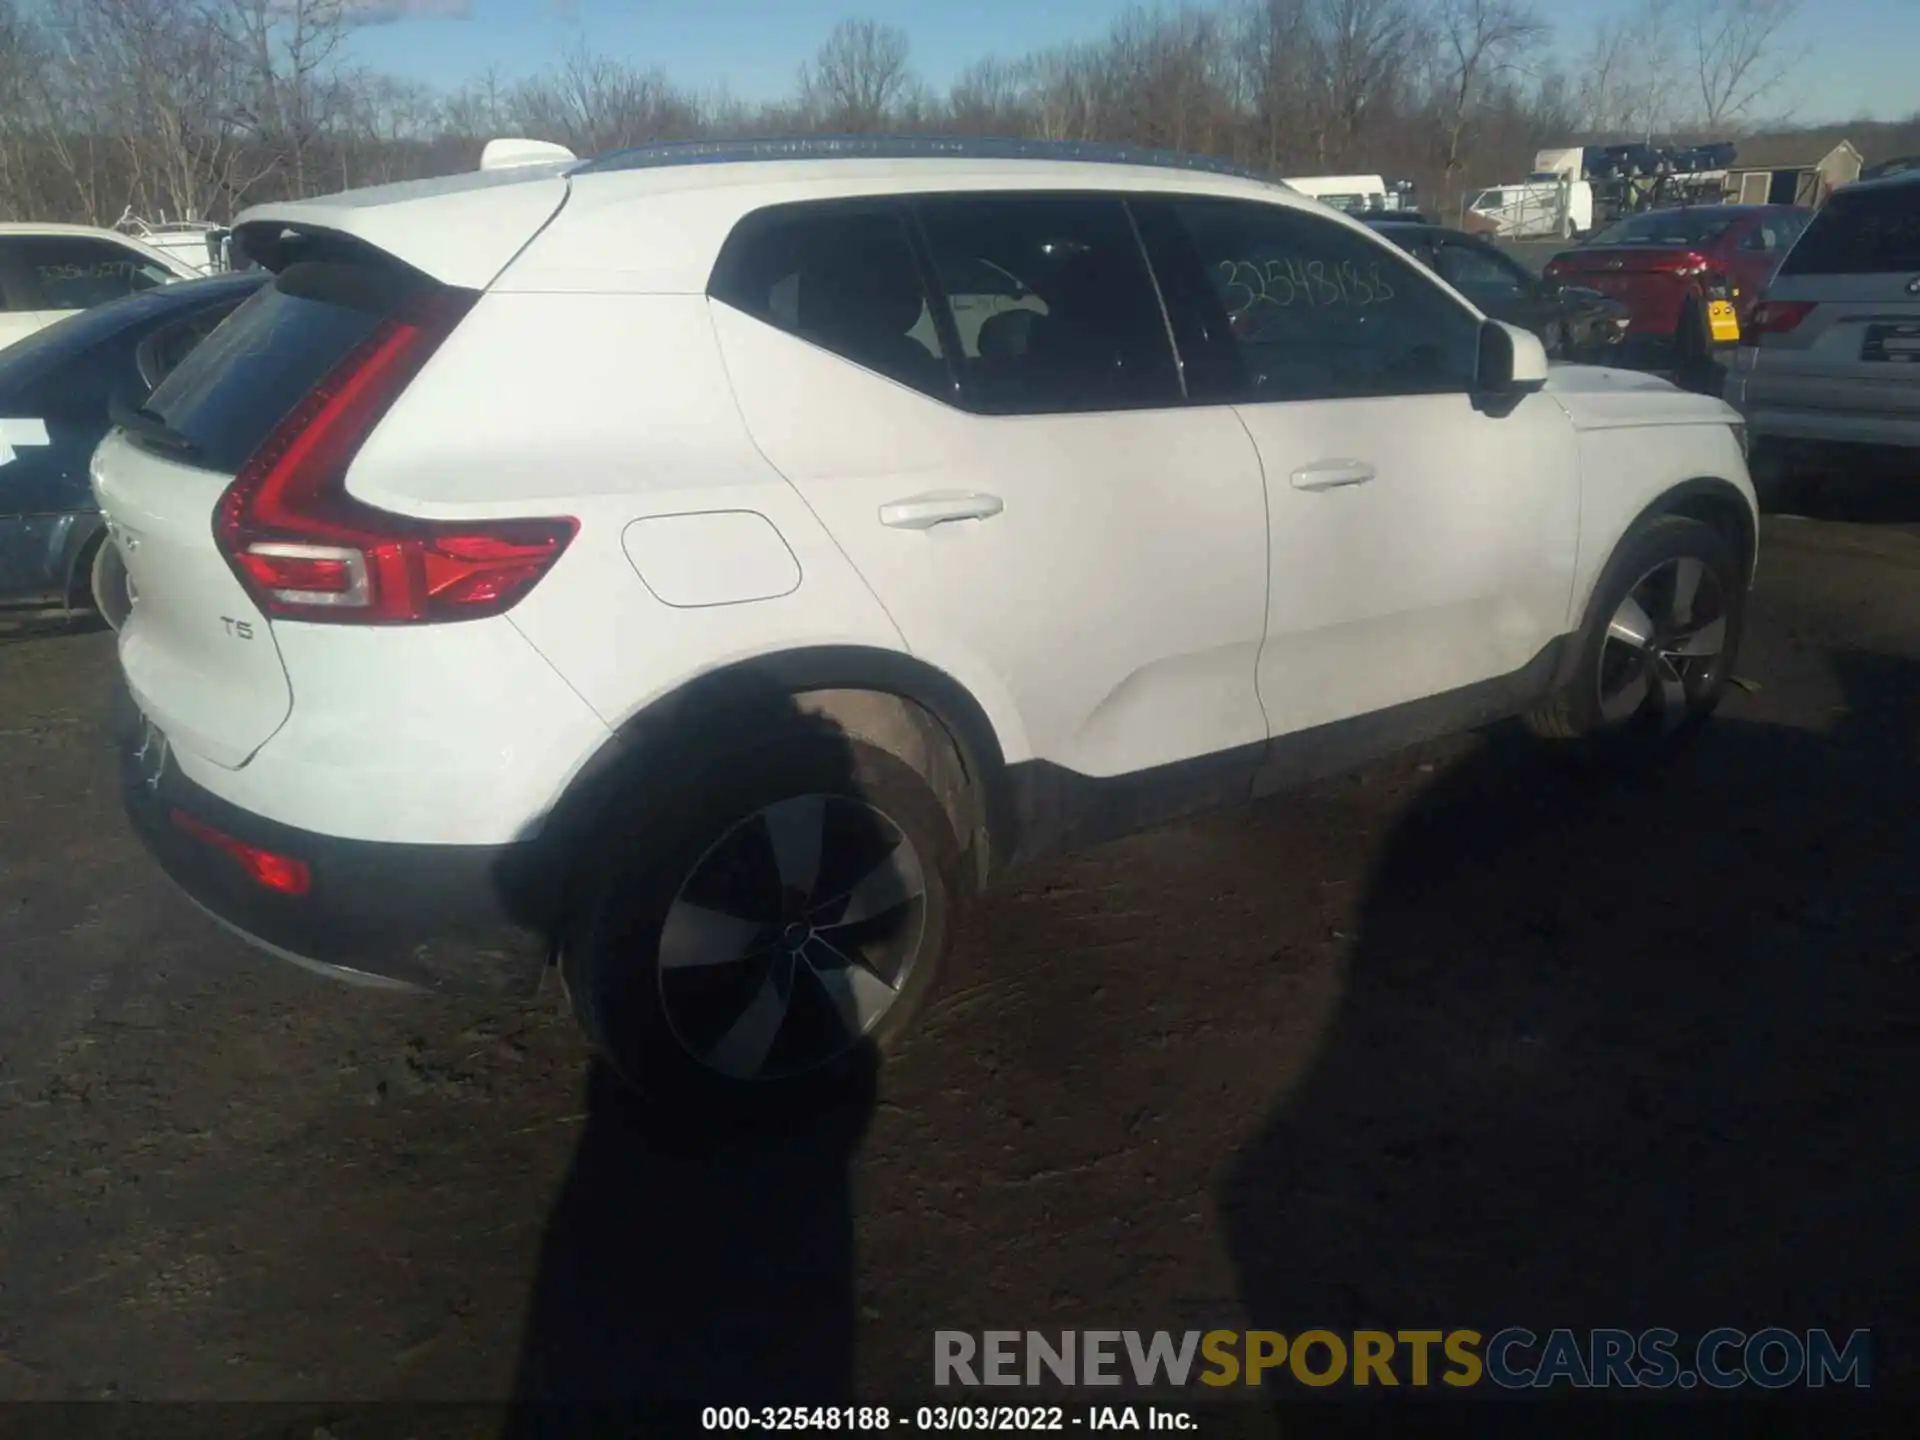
[[561, 731, 962, 1118], [1525, 515, 1744, 759], [89, 538, 132, 632]]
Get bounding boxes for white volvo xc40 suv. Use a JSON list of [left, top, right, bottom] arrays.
[[93, 138, 1757, 1109]]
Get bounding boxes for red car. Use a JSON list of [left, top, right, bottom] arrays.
[[1544, 204, 1811, 358]]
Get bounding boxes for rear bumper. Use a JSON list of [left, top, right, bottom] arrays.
[[113, 681, 553, 997]]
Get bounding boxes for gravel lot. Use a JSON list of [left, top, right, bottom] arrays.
[[2, 506, 1917, 1431]]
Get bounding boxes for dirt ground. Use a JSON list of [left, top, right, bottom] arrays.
[[2, 503, 1917, 1433]]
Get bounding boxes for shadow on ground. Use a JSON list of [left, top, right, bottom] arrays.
[[1220, 649, 1920, 1427], [499, 671, 912, 1435], [1754, 447, 1920, 526], [502, 1053, 876, 1434]]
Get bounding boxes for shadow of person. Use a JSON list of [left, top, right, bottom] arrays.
[[1218, 648, 1920, 1428], [495, 671, 916, 1435], [504, 1048, 876, 1433]]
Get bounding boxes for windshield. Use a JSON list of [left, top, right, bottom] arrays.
[[1586, 210, 1737, 247], [1472, 190, 1506, 210]]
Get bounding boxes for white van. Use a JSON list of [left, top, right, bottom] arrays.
[[1284, 174, 1390, 214], [1467, 180, 1594, 240]]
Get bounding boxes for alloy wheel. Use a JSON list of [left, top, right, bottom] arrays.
[[1597, 555, 1729, 732], [656, 794, 927, 1081]]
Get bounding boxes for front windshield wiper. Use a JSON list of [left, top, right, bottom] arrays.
[[108, 392, 201, 461]]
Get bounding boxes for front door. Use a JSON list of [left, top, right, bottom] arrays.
[[708, 192, 1272, 838], [1137, 196, 1581, 777]]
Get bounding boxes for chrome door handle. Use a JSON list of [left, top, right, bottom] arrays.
[[1291, 460, 1377, 491], [879, 491, 1005, 530]]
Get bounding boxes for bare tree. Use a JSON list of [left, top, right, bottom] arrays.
[[0, 1, 1710, 234], [1690, 0, 1801, 128], [1239, 0, 1317, 173], [46, 0, 252, 223], [219, 0, 357, 201], [1316, 0, 1418, 168], [1576, 0, 1682, 139], [1432, 0, 1546, 193], [1025, 44, 1108, 142], [797, 18, 914, 131], [505, 44, 704, 154], [947, 57, 1033, 137]]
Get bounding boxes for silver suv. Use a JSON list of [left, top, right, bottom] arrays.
[[1727, 172, 1920, 486]]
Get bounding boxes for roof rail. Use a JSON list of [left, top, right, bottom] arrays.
[[571, 134, 1279, 185]]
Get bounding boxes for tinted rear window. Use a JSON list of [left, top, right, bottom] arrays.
[[1778, 185, 1920, 276], [144, 261, 411, 473], [1586, 210, 1737, 247]]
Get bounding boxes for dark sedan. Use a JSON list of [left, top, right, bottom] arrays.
[[1365, 219, 1632, 361], [0, 270, 265, 624]]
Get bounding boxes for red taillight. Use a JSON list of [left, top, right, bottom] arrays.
[[1744, 300, 1817, 342], [1654, 251, 1711, 276], [171, 810, 312, 896], [214, 287, 576, 624]]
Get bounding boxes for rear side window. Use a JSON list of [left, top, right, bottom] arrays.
[[144, 262, 403, 473], [1433, 239, 1530, 302], [1587, 211, 1737, 248], [911, 195, 1182, 414], [139, 295, 252, 389], [1779, 186, 1920, 276], [0, 235, 175, 310], [709, 203, 950, 400]]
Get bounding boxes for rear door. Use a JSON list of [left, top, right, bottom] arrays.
[[707, 193, 1272, 816], [91, 263, 406, 768], [1743, 183, 1920, 435]]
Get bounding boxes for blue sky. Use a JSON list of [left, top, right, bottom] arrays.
[[350, 0, 1918, 124]]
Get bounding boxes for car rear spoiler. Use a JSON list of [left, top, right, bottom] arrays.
[[230, 149, 573, 289]]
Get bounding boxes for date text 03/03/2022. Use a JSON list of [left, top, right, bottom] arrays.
[[701, 1406, 1193, 1431]]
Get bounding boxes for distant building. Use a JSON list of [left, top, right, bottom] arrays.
[[1725, 138, 1863, 207]]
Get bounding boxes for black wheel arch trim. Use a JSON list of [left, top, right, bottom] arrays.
[[509, 645, 1020, 926], [1627, 476, 1758, 580], [1555, 476, 1756, 691]]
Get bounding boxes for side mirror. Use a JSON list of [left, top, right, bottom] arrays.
[[1477, 319, 1550, 394]]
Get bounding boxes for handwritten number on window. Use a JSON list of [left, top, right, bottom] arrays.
[[1211, 256, 1396, 326]]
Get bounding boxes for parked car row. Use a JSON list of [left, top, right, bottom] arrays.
[[1364, 218, 1631, 360], [0, 271, 267, 621], [1543, 204, 1812, 361]]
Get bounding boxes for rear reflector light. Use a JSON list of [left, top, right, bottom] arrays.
[[171, 810, 312, 896], [214, 287, 575, 624], [1743, 300, 1817, 341]]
